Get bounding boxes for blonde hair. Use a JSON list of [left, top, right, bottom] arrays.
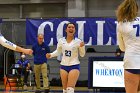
[[116, 0, 138, 22]]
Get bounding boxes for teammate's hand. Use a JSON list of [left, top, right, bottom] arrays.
[[24, 49, 33, 55], [46, 53, 51, 59], [26, 67, 29, 70], [80, 42, 85, 47]]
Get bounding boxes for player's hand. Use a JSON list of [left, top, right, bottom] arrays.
[[26, 67, 29, 70], [24, 49, 33, 55], [80, 42, 85, 47], [46, 53, 51, 59]]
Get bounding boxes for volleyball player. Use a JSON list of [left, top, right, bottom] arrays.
[[46, 23, 85, 93], [117, 0, 140, 93]]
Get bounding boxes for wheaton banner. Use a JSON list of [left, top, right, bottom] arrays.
[[26, 18, 118, 46]]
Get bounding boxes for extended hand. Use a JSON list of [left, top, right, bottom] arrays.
[[24, 49, 33, 55], [46, 53, 51, 59], [80, 42, 85, 47]]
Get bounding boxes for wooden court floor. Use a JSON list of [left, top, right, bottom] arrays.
[[0, 86, 126, 93], [0, 82, 125, 93]]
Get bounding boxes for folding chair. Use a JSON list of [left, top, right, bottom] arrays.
[[5, 74, 24, 90], [5, 64, 24, 91]]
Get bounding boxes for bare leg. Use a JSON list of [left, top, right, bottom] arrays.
[[60, 69, 68, 91], [66, 69, 80, 93], [124, 70, 139, 93], [137, 75, 140, 93]]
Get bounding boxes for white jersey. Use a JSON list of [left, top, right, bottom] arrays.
[[0, 34, 16, 50], [117, 17, 140, 69], [50, 37, 85, 66]]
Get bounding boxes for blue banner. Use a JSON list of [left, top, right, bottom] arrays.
[[26, 18, 118, 45]]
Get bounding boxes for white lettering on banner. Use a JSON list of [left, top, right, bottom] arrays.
[[106, 21, 118, 45], [106, 38, 111, 45], [38, 21, 54, 45], [57, 21, 70, 41], [86, 37, 92, 45], [76, 21, 86, 41], [115, 21, 119, 45], [96, 21, 105, 45], [36, 20, 118, 45], [38, 21, 53, 35]]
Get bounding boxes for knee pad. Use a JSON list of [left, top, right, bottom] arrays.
[[66, 87, 74, 93], [63, 89, 67, 93]]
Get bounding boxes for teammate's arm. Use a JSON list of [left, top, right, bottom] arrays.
[[16, 46, 32, 55], [117, 24, 125, 52], [0, 35, 32, 55]]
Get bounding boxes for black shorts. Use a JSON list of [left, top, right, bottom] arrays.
[[125, 69, 140, 74]]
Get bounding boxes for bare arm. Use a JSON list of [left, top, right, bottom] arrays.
[[46, 39, 62, 58], [0, 35, 32, 55], [79, 42, 85, 57], [16, 46, 33, 55], [117, 24, 125, 51]]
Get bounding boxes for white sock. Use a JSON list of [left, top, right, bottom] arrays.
[[66, 87, 74, 93], [63, 89, 67, 93]]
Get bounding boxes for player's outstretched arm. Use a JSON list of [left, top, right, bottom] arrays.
[[0, 35, 33, 55], [16, 46, 33, 55], [48, 39, 62, 58], [46, 53, 51, 59]]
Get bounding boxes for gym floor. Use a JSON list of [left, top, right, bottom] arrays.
[[0, 87, 126, 93], [0, 86, 126, 93], [0, 81, 126, 93]]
